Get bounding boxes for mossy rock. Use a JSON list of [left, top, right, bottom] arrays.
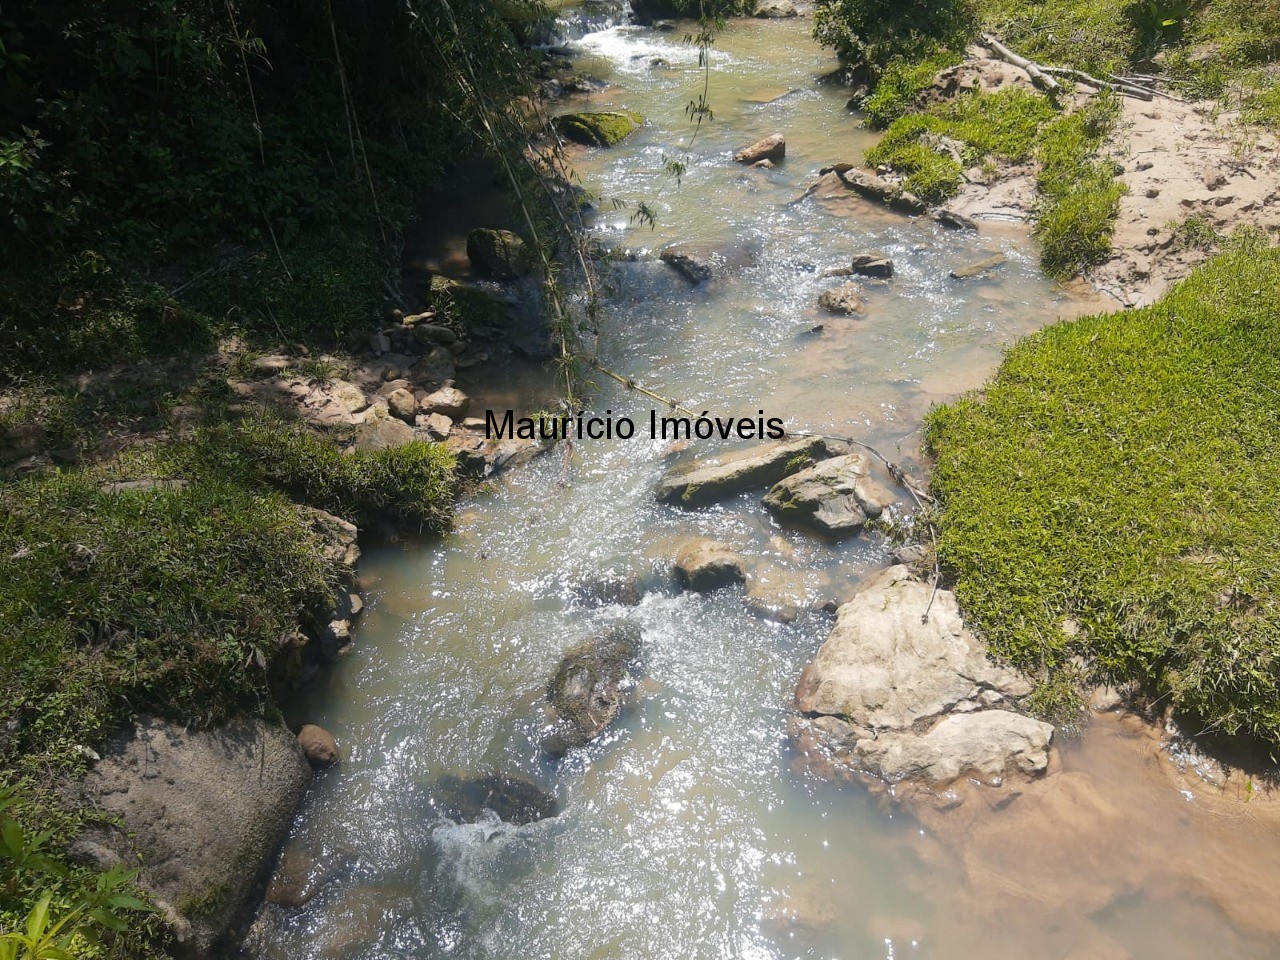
[[542, 624, 642, 755], [554, 110, 644, 147], [465, 228, 531, 280], [429, 275, 510, 330]]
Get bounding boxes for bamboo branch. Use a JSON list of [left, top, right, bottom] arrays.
[[1109, 73, 1181, 101]]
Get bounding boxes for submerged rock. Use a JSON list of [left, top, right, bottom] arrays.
[[542, 624, 643, 755], [659, 245, 718, 284], [745, 569, 809, 624], [427, 773, 558, 825], [950, 252, 1007, 279], [674, 538, 746, 592], [466, 228, 530, 280], [554, 110, 643, 147], [794, 565, 1053, 787], [818, 282, 866, 315], [934, 208, 978, 231], [656, 436, 823, 506], [734, 132, 786, 164], [573, 571, 647, 607], [762, 453, 895, 538]]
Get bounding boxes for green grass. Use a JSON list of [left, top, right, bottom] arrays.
[[926, 235, 1280, 747], [0, 469, 336, 770], [862, 51, 964, 128], [1242, 79, 1280, 129], [191, 415, 457, 531], [977, 0, 1139, 76], [865, 88, 1056, 203], [1033, 95, 1126, 279], [0, 414, 455, 768]]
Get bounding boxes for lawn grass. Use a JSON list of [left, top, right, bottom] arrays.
[[925, 235, 1280, 746]]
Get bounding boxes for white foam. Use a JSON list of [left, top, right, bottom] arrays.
[[571, 26, 732, 73]]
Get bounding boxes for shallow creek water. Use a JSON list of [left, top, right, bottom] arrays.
[[247, 14, 1280, 960]]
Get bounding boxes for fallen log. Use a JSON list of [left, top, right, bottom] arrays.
[[982, 34, 1158, 102]]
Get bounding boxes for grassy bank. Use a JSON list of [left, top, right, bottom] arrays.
[[0, 1, 549, 954], [926, 235, 1280, 746], [815, 0, 1280, 278]]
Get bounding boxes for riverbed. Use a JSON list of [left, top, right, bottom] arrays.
[[246, 13, 1280, 960]]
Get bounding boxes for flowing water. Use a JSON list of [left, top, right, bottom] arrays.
[[246, 14, 1280, 960]]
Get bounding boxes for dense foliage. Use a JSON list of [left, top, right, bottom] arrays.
[[927, 236, 1280, 746], [813, 0, 977, 78], [0, 0, 543, 378]]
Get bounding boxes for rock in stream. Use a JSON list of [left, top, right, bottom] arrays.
[[656, 436, 824, 506], [426, 773, 559, 825], [542, 624, 643, 756], [762, 453, 896, 539], [794, 565, 1054, 787]]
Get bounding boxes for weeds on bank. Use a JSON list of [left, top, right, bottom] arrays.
[[861, 51, 964, 128], [925, 235, 1280, 747], [0, 469, 336, 770], [191, 415, 457, 531], [1034, 94, 1126, 279], [864, 88, 1056, 203], [0, 782, 156, 960]]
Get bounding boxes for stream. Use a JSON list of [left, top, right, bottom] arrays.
[[246, 12, 1280, 960]]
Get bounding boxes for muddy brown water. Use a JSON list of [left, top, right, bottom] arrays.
[[245, 14, 1280, 960]]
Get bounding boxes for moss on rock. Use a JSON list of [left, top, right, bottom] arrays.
[[553, 110, 644, 147]]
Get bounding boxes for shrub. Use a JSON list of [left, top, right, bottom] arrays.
[[813, 0, 978, 76], [926, 236, 1280, 746]]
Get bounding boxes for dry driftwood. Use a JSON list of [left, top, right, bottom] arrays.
[[981, 34, 1060, 93], [1040, 66, 1155, 101], [982, 34, 1161, 102]]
